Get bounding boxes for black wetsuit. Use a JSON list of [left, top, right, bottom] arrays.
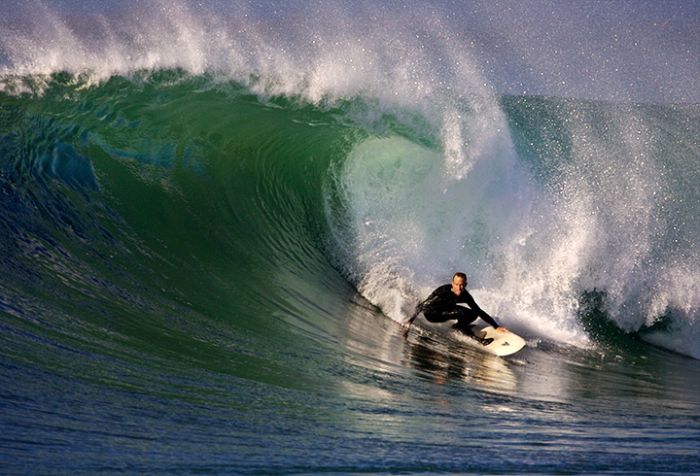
[[416, 284, 499, 333]]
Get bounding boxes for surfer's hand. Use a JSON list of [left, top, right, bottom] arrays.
[[403, 313, 419, 329], [401, 321, 412, 338], [495, 326, 508, 333]]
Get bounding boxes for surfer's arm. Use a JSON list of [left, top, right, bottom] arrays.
[[481, 314, 508, 333], [479, 312, 500, 329], [418, 286, 449, 316], [403, 302, 423, 328], [463, 292, 503, 330]]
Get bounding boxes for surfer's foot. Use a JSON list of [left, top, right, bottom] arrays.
[[453, 324, 493, 345], [478, 337, 494, 346]]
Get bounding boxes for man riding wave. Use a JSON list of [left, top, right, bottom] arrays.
[[404, 272, 508, 345]]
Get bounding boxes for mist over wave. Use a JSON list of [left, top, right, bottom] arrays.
[[1, 0, 699, 361], [3, 0, 698, 103]]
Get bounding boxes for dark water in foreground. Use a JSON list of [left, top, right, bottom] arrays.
[[3, 302, 699, 474]]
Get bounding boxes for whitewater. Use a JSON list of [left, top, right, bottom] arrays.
[[1, 1, 699, 474]]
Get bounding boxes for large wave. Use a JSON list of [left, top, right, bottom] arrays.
[[1, 1, 699, 360]]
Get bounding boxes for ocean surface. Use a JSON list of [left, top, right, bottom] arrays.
[[1, 2, 699, 474]]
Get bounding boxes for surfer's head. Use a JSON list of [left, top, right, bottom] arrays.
[[451, 272, 467, 296]]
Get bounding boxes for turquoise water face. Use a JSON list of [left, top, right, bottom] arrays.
[[1, 73, 699, 473]]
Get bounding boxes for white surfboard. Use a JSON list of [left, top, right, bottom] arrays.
[[453, 325, 526, 357]]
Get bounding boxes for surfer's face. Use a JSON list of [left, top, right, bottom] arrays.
[[451, 276, 466, 296]]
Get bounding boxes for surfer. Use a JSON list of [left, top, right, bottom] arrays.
[[404, 272, 508, 345]]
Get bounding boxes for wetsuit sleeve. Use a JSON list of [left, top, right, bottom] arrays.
[[406, 289, 435, 326], [461, 291, 500, 328], [406, 302, 422, 324], [419, 285, 451, 314]]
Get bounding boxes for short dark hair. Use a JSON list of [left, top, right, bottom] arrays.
[[453, 272, 467, 282]]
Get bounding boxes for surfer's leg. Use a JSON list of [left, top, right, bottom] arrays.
[[423, 311, 453, 323], [452, 308, 477, 332], [453, 308, 493, 345]]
